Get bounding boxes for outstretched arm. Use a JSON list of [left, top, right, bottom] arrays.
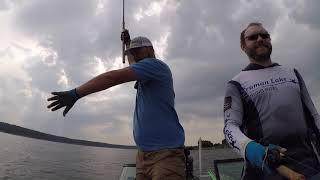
[[47, 67, 138, 116], [76, 67, 137, 97]]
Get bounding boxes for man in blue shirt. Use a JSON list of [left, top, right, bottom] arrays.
[[47, 30, 185, 180]]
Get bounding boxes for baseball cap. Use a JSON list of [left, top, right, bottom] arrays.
[[125, 36, 153, 53]]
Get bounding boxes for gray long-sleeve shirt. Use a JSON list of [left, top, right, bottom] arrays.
[[223, 63, 320, 177]]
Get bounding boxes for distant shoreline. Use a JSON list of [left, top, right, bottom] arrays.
[[0, 121, 136, 149]]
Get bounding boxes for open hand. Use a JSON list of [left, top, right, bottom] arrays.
[[47, 89, 80, 116]]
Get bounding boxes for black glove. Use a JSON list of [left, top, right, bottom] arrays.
[[266, 147, 283, 168], [47, 88, 80, 116], [121, 29, 131, 45]]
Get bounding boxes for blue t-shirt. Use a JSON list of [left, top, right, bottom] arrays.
[[129, 58, 185, 151]]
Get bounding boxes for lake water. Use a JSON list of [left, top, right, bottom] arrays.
[[0, 132, 240, 180]]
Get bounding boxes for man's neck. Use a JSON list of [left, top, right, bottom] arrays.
[[249, 58, 272, 67]]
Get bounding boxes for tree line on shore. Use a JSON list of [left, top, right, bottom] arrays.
[[185, 139, 230, 150], [0, 121, 229, 150], [0, 121, 136, 149]]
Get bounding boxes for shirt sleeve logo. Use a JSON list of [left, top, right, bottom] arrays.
[[224, 96, 232, 112]]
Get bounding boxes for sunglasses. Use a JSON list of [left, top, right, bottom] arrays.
[[245, 33, 270, 41]]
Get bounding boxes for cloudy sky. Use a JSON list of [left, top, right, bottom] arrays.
[[0, 0, 319, 146]]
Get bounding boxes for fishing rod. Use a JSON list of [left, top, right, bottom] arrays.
[[122, 0, 125, 64], [264, 148, 305, 180], [285, 155, 320, 174], [276, 165, 304, 180], [271, 148, 320, 179]]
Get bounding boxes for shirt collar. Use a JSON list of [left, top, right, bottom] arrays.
[[242, 63, 280, 71]]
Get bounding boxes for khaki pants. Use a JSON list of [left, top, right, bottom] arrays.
[[136, 148, 186, 180]]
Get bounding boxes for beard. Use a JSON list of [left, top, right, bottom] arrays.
[[246, 43, 272, 62]]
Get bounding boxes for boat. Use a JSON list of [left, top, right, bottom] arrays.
[[118, 137, 320, 180], [212, 158, 243, 180], [119, 158, 244, 180], [118, 138, 244, 180], [119, 164, 136, 180]]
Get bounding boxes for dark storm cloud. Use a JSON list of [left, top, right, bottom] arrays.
[[163, 0, 284, 123], [1, 0, 319, 145], [290, 0, 320, 29], [0, 0, 14, 11]]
